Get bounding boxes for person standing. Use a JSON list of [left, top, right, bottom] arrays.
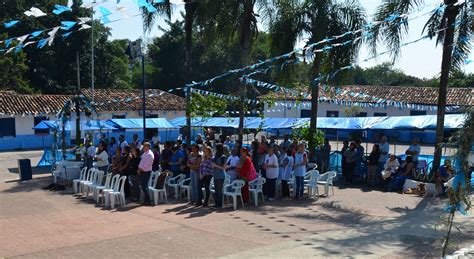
[[320, 138, 331, 173], [280, 134, 291, 150], [107, 137, 118, 163], [85, 141, 96, 169], [160, 142, 172, 172], [137, 142, 154, 205], [263, 146, 279, 200], [279, 148, 293, 198], [378, 136, 390, 170], [118, 135, 129, 154], [211, 144, 227, 208], [344, 143, 358, 184], [127, 147, 140, 201], [226, 149, 240, 181], [200, 146, 214, 207], [237, 148, 256, 204], [132, 134, 142, 150], [341, 140, 349, 183], [151, 131, 161, 151], [152, 145, 160, 172], [406, 137, 421, 168], [187, 144, 202, 205], [294, 143, 307, 199], [95, 141, 109, 172], [367, 144, 381, 187]]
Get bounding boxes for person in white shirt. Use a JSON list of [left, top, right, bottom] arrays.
[[84, 141, 96, 169], [381, 154, 400, 180], [225, 149, 240, 180], [279, 148, 294, 198], [132, 134, 142, 149], [95, 141, 109, 172], [119, 135, 129, 154], [263, 146, 279, 200], [378, 136, 390, 166], [406, 137, 421, 166], [151, 131, 161, 150]]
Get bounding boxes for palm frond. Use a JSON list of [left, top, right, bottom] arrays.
[[451, 4, 473, 71], [369, 0, 425, 60], [140, 0, 172, 33]]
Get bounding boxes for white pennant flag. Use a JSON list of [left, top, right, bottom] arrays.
[[79, 24, 92, 31], [17, 35, 29, 44], [78, 17, 92, 24], [47, 27, 60, 46], [116, 6, 130, 18], [24, 7, 47, 17], [24, 41, 37, 47]]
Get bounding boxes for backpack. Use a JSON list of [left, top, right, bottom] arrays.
[[155, 170, 170, 189]]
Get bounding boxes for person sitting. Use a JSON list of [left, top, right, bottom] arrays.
[[435, 159, 454, 195], [110, 147, 122, 174], [387, 156, 415, 192], [381, 154, 400, 189]]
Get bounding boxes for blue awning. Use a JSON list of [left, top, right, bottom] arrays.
[[34, 120, 117, 131], [33, 121, 71, 131], [106, 118, 177, 129]]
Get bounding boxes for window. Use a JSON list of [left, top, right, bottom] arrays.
[[326, 111, 339, 117], [374, 112, 387, 117], [112, 114, 126, 119], [0, 118, 16, 137], [357, 112, 367, 117], [410, 110, 426, 116], [34, 116, 49, 134], [146, 114, 159, 118], [300, 109, 312, 118]]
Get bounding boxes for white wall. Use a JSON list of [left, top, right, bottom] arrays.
[[264, 101, 437, 118]]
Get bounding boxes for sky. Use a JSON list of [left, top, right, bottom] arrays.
[[90, 0, 473, 79]]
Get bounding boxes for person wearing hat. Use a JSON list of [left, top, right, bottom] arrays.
[[137, 142, 154, 205]]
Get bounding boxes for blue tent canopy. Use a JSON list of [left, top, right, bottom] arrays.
[[34, 120, 116, 131], [106, 118, 176, 129], [169, 114, 466, 130]]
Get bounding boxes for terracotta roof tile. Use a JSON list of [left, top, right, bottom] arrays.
[[267, 85, 474, 106], [0, 89, 186, 115]]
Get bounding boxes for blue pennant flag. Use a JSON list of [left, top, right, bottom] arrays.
[[37, 38, 48, 49], [53, 4, 72, 15], [4, 20, 19, 28], [60, 21, 77, 30], [30, 30, 44, 38], [4, 38, 13, 48], [101, 16, 111, 24], [14, 44, 24, 53], [62, 32, 73, 39], [99, 6, 112, 16]]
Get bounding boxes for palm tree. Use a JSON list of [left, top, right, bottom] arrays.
[[267, 0, 366, 161], [370, 0, 473, 173], [194, 0, 262, 142], [141, 1, 200, 144]]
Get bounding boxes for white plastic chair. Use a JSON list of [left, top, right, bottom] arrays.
[[223, 180, 245, 210], [179, 178, 191, 201], [78, 168, 96, 196], [304, 170, 320, 198], [102, 174, 120, 206], [73, 167, 88, 194], [140, 171, 160, 203], [92, 173, 112, 203], [317, 171, 337, 196], [83, 170, 104, 199], [107, 175, 128, 209], [149, 173, 168, 205], [52, 162, 64, 183], [249, 177, 266, 206], [168, 174, 186, 199]]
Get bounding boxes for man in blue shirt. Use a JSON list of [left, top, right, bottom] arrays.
[[169, 145, 185, 176]]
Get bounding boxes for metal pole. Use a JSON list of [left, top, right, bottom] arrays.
[[91, 1, 95, 106], [142, 55, 146, 141]]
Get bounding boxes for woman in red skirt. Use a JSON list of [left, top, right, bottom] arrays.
[[237, 148, 256, 203]]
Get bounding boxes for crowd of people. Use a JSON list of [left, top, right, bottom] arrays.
[[78, 130, 456, 208], [78, 132, 316, 208]]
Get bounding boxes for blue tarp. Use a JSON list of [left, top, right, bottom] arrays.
[[169, 114, 466, 130], [106, 118, 177, 129], [33, 120, 116, 131]]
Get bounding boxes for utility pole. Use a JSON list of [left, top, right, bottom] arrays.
[[142, 54, 147, 141], [76, 52, 81, 146], [91, 1, 95, 107]]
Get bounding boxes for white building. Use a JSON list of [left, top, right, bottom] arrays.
[[0, 89, 185, 151], [263, 85, 473, 118]]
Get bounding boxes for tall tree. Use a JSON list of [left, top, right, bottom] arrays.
[[267, 0, 366, 161], [370, 0, 473, 173]]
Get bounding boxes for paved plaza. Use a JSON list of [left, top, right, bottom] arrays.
[[1, 150, 472, 258]]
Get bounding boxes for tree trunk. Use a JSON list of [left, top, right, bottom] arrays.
[[308, 54, 321, 162], [432, 4, 459, 173], [185, 1, 197, 145], [237, 0, 254, 143]]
